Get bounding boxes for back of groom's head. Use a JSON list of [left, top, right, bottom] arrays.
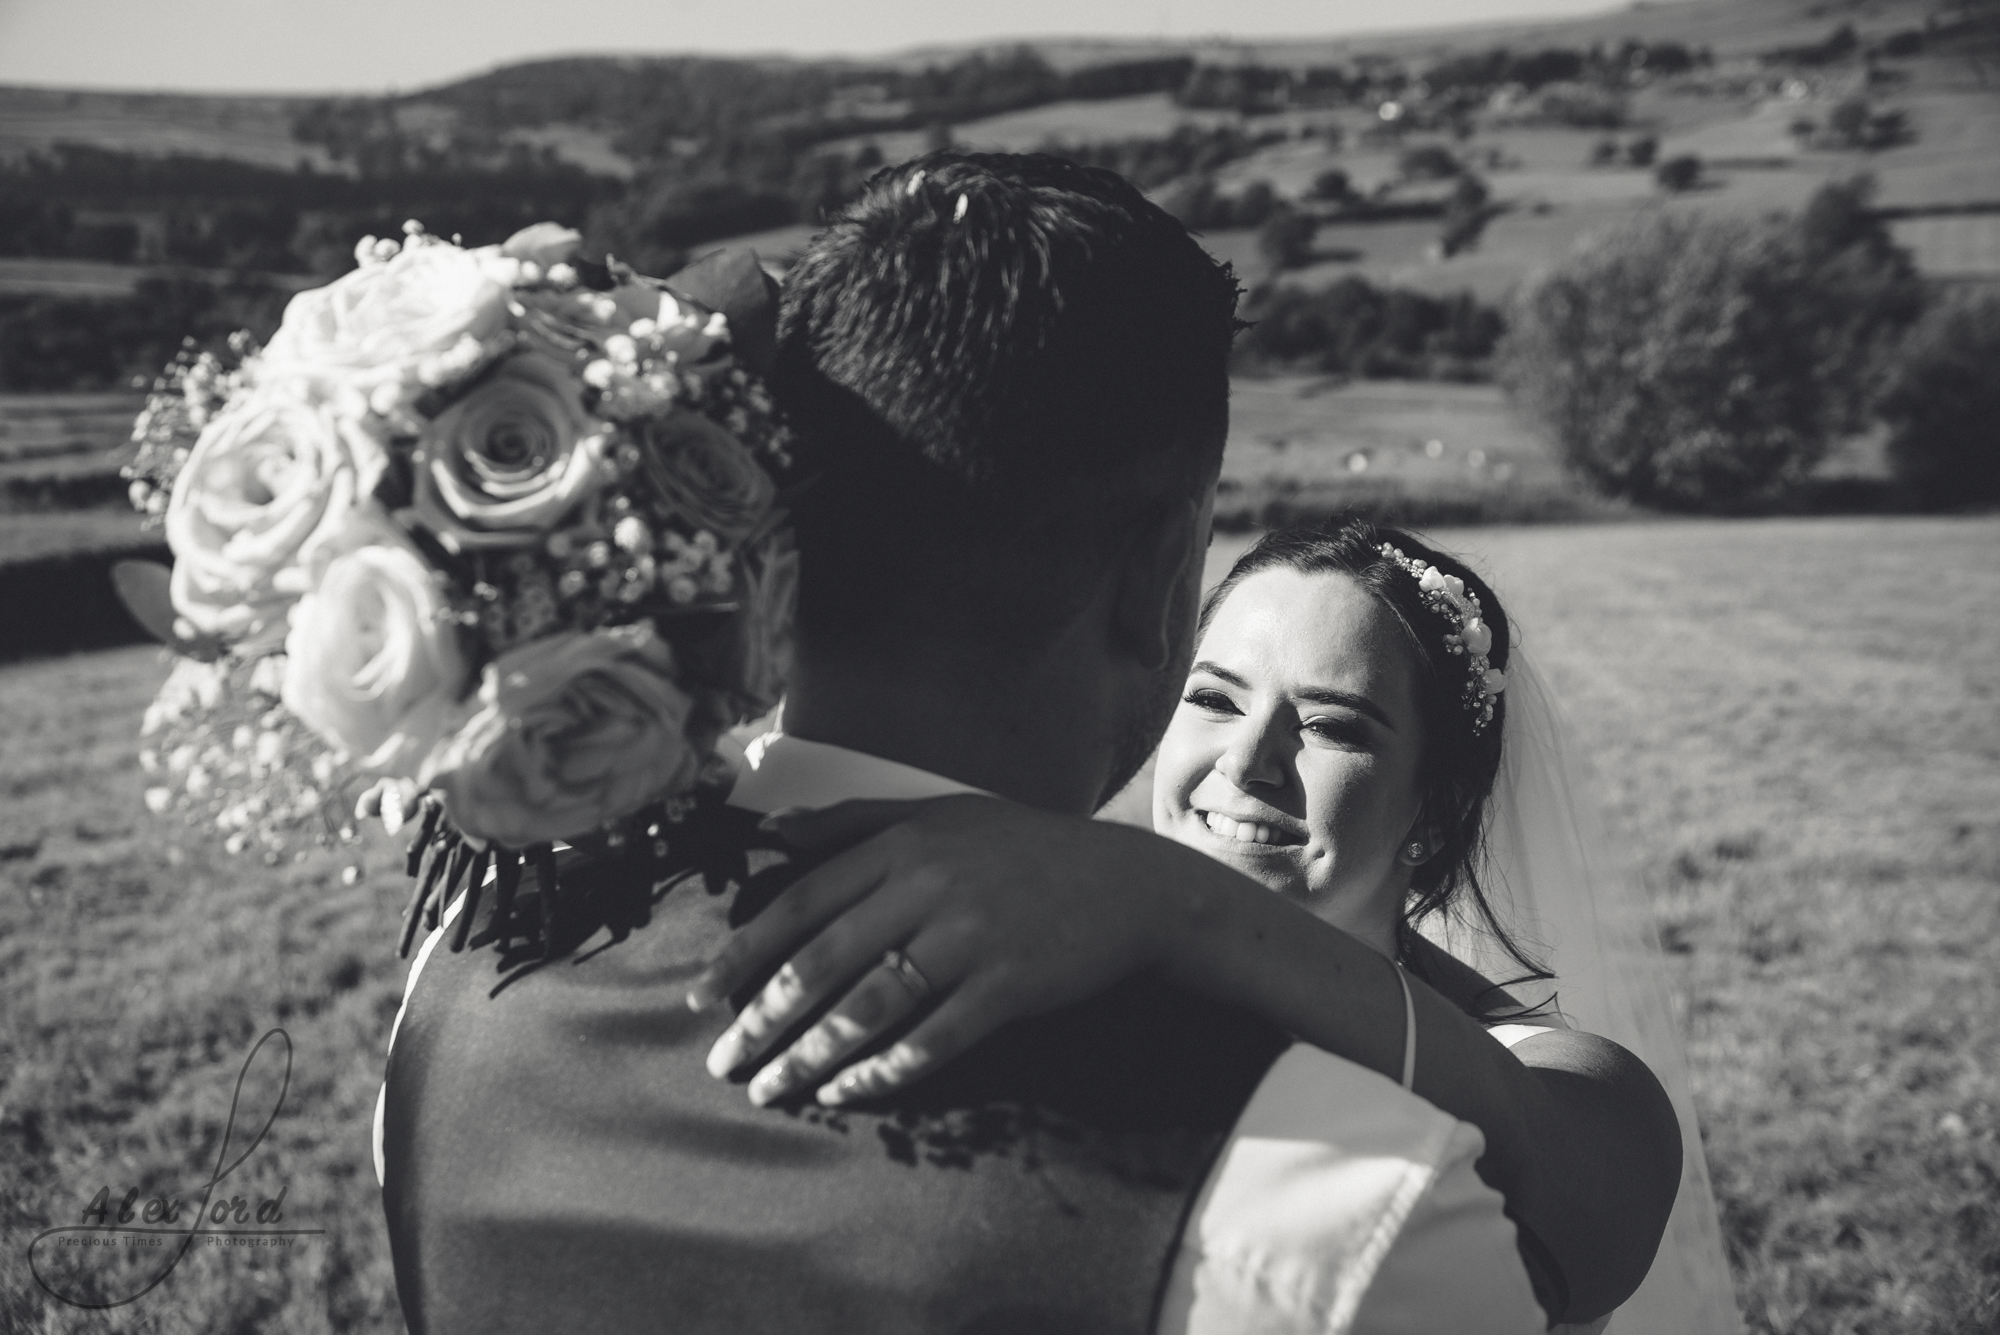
[[773, 152, 1239, 666]]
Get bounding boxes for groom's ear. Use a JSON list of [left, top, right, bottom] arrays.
[[1109, 497, 1203, 672]]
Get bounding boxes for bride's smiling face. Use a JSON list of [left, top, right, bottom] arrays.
[[1152, 566, 1427, 949]]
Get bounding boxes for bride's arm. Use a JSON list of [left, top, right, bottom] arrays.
[[691, 796, 1681, 1324], [1161, 860, 1681, 1323]]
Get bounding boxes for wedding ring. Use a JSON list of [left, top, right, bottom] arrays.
[[880, 948, 933, 1001]]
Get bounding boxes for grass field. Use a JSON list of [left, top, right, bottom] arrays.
[[4, 514, 1995, 1332], [0, 87, 338, 172], [1214, 375, 1620, 525]]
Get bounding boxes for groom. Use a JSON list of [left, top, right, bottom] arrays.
[[378, 154, 1547, 1334]]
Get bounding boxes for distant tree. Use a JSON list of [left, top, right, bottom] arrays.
[[923, 120, 955, 153], [1236, 274, 1505, 378], [0, 277, 289, 392], [1875, 28, 1926, 58], [1879, 290, 2000, 507], [1233, 180, 1279, 229], [1590, 137, 1620, 166], [1438, 174, 1497, 256], [1534, 85, 1627, 128], [1624, 135, 1658, 167], [1308, 167, 1355, 203], [1257, 206, 1318, 271], [1825, 98, 1915, 149], [1654, 154, 1702, 191], [1866, 107, 1913, 146], [1795, 173, 1895, 260], [1398, 144, 1462, 180], [1500, 196, 1926, 509], [1829, 97, 1871, 144], [1824, 23, 1861, 61], [1162, 173, 1281, 230], [592, 174, 793, 274], [1160, 174, 1220, 227], [1062, 56, 1195, 101], [1767, 22, 1862, 66]]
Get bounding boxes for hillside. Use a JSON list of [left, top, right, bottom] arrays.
[[1, 0, 1992, 415], [0, 0, 1961, 172]]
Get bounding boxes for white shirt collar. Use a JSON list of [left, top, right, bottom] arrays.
[[725, 726, 985, 815]]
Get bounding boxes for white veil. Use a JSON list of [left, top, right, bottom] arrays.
[[1421, 650, 1741, 1334]]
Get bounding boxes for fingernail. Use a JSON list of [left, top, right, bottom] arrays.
[[817, 1069, 862, 1107], [685, 974, 718, 1012], [748, 1060, 788, 1106], [706, 1030, 745, 1079]]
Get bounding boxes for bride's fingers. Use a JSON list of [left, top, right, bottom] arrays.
[[703, 883, 921, 1076], [813, 979, 1002, 1107], [685, 838, 895, 1012], [743, 955, 935, 1105]]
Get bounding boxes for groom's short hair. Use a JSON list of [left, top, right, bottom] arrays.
[[773, 151, 1240, 661]]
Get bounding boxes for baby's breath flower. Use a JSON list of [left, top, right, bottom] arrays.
[[613, 516, 653, 554]]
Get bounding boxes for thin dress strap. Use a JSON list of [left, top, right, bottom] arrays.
[[1393, 960, 1417, 1091]]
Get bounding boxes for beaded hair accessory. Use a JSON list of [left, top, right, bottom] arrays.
[[1378, 543, 1507, 734]]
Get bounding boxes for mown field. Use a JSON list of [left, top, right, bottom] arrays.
[[3, 513, 1995, 1333]]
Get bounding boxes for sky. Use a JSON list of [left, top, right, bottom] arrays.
[[0, 0, 1631, 94]]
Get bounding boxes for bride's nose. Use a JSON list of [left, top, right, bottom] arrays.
[[1213, 713, 1289, 791]]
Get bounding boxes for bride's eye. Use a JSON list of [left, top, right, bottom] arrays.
[[1183, 687, 1239, 716], [1301, 715, 1367, 746]]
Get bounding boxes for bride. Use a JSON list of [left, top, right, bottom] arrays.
[[687, 517, 1740, 1332]]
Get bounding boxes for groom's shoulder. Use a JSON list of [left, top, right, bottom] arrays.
[[527, 795, 803, 955]]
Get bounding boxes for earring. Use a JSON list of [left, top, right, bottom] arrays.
[[1405, 842, 1426, 863]]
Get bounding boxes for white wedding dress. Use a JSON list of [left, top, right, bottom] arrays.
[[1425, 653, 1742, 1335]]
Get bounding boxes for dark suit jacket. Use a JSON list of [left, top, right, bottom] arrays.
[[381, 799, 1289, 1334]]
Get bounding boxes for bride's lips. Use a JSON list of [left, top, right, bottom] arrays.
[[1192, 808, 1307, 851]]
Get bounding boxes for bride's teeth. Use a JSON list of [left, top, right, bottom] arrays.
[[1204, 811, 1276, 845]]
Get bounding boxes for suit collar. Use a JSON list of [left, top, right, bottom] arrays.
[[725, 726, 987, 815]]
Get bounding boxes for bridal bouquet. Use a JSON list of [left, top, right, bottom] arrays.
[[120, 222, 796, 948]]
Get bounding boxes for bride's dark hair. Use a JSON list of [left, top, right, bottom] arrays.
[[1198, 516, 1553, 1017]]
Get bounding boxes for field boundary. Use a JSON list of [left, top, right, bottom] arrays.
[[0, 542, 165, 659]]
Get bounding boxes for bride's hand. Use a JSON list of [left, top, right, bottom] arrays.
[[684, 795, 1189, 1107]]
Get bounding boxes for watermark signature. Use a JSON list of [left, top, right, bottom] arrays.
[[28, 1027, 325, 1309]]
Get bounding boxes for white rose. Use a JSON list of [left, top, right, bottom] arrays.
[[258, 237, 516, 397], [165, 393, 383, 645], [422, 623, 699, 847], [411, 352, 612, 550], [280, 508, 470, 776]]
